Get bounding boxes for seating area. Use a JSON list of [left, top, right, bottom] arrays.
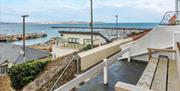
[[115, 46, 180, 91]]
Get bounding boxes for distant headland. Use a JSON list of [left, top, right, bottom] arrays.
[[0, 21, 104, 24]]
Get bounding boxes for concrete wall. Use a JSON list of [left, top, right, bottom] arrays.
[[62, 33, 107, 45], [78, 38, 132, 71], [127, 26, 180, 61]]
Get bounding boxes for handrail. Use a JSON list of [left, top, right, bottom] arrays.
[[160, 11, 180, 25], [177, 42, 180, 51], [54, 48, 129, 91], [50, 54, 77, 91], [147, 48, 176, 60]]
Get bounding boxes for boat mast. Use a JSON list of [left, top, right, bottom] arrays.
[[90, 0, 94, 48]]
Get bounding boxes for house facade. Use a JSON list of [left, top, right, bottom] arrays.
[[59, 31, 110, 46]]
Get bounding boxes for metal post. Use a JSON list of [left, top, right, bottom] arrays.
[[115, 15, 118, 38], [176, 0, 179, 21], [103, 59, 108, 85], [176, 0, 180, 24], [127, 49, 131, 62], [176, 0, 178, 12], [21, 15, 29, 61], [76, 57, 80, 74], [90, 0, 94, 48]]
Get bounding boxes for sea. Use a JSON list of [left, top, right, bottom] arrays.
[[0, 23, 158, 45]]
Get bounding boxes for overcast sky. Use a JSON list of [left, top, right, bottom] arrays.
[[0, 0, 175, 23]]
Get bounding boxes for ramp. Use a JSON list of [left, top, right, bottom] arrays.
[[120, 25, 180, 61]]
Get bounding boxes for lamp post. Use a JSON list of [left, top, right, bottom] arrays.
[[90, 0, 94, 48], [115, 15, 118, 38], [21, 15, 29, 61]]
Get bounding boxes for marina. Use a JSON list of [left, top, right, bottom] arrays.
[[0, 23, 158, 45]]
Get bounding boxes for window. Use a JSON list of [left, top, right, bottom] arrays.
[[83, 39, 91, 45], [68, 38, 80, 44], [0, 65, 8, 74]]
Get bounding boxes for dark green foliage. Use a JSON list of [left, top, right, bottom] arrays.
[[82, 44, 92, 51], [8, 60, 49, 90]]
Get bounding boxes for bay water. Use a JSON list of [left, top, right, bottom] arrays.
[[0, 23, 158, 45]]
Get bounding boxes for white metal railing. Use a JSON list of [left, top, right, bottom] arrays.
[[54, 48, 129, 91], [160, 11, 180, 25], [50, 55, 75, 91]]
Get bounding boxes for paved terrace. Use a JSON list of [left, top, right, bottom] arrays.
[[78, 60, 147, 91]]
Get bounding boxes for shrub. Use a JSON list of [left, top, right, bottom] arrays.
[[82, 44, 92, 51], [8, 60, 49, 90]]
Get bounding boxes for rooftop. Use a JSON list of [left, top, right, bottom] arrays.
[[0, 43, 51, 65]]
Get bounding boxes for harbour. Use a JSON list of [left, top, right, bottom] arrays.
[[0, 23, 158, 45]]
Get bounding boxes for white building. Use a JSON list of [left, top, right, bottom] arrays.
[[59, 31, 110, 46]]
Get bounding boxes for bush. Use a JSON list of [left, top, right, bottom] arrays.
[[82, 44, 92, 51], [8, 60, 49, 90]]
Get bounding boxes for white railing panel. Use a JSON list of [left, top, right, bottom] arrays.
[[107, 48, 129, 65], [55, 49, 129, 91], [55, 62, 105, 91]]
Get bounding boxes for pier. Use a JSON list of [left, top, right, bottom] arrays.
[[0, 32, 47, 42], [51, 26, 152, 30]]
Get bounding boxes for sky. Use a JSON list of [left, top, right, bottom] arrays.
[[0, 0, 175, 23]]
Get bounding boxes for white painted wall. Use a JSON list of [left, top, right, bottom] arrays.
[[120, 26, 180, 61], [61, 33, 107, 45], [78, 38, 132, 71]]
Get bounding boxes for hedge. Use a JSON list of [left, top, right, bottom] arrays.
[[8, 60, 49, 90]]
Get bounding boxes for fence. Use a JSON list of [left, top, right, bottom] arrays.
[[54, 48, 129, 91]]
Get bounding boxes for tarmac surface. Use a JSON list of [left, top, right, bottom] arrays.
[[78, 60, 147, 91]]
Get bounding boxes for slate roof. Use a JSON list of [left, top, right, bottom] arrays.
[[0, 43, 51, 64]]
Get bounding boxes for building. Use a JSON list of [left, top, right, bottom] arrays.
[[59, 31, 110, 46], [50, 31, 110, 59], [0, 43, 51, 75]]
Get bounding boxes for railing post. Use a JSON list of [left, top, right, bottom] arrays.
[[76, 55, 81, 74], [147, 48, 152, 61], [127, 48, 131, 62], [103, 59, 108, 85], [51, 51, 55, 60]]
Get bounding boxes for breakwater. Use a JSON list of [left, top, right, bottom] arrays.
[[0, 32, 47, 42]]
